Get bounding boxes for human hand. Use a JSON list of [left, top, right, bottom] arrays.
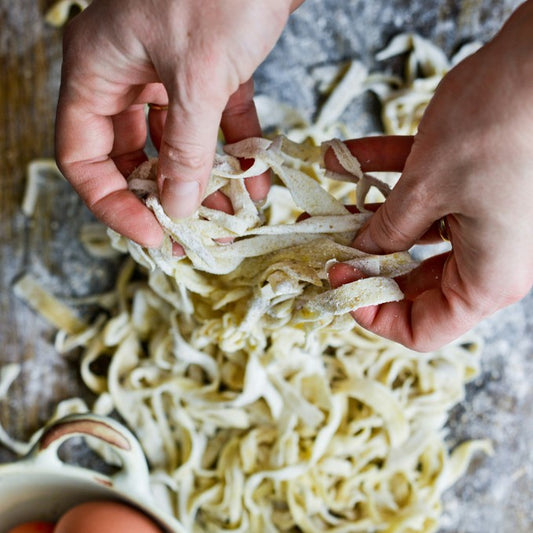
[[55, 0, 303, 247], [327, 1, 533, 351]]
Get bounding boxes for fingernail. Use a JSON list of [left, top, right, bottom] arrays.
[[161, 179, 200, 219], [353, 227, 383, 255]]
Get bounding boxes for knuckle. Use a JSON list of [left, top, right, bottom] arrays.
[[375, 203, 413, 247], [371, 179, 437, 250], [159, 138, 212, 173], [404, 178, 436, 212], [173, 73, 201, 107]]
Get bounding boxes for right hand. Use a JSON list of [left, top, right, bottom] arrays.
[[326, 1, 533, 351], [56, 0, 303, 247]]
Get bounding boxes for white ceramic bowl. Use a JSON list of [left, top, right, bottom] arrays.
[[0, 413, 186, 533]]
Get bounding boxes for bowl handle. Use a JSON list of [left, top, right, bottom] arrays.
[[26, 413, 153, 500]]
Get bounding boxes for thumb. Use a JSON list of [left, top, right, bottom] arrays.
[[354, 177, 440, 254], [158, 100, 222, 219]]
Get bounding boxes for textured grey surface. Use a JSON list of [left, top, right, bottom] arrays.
[[0, 1, 531, 532], [256, 0, 524, 127]]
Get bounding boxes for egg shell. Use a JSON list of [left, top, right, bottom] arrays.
[[54, 501, 163, 533], [7, 523, 55, 533]]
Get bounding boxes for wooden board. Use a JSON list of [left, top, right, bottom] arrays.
[[1, 0, 64, 450], [0, 0, 114, 456]]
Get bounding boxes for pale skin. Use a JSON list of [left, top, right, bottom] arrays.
[[56, 0, 533, 352], [56, 0, 304, 246]]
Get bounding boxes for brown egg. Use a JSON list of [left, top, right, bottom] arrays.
[[7, 523, 55, 533], [54, 501, 164, 533]]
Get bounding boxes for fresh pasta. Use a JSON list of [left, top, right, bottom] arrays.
[[14, 130, 489, 531], [11, 11, 493, 531]]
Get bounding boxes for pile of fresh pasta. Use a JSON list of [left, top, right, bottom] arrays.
[[6, 6, 494, 532]]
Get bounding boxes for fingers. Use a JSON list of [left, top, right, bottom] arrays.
[[324, 135, 446, 254], [221, 80, 271, 202], [323, 135, 414, 174], [89, 186, 165, 248], [325, 135, 438, 253], [395, 252, 449, 299], [110, 104, 148, 176], [328, 263, 378, 330], [202, 189, 236, 245], [158, 94, 223, 219], [148, 106, 167, 152], [129, 82, 168, 153], [56, 97, 164, 248], [157, 79, 269, 224], [354, 156, 444, 254], [353, 184, 442, 256], [301, 203, 446, 245], [56, 31, 165, 248], [329, 254, 478, 352], [172, 189, 235, 257], [202, 190, 235, 215], [324, 135, 442, 254], [56, 0, 290, 244]]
